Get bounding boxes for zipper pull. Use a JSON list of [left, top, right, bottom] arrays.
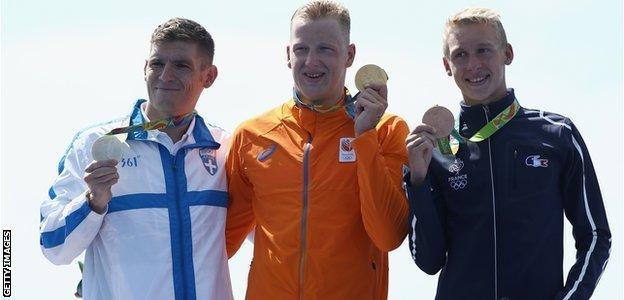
[[514, 150, 517, 159]]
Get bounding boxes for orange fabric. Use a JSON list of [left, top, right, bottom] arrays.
[[226, 98, 409, 299]]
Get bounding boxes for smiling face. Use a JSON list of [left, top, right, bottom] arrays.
[[443, 23, 513, 105], [287, 17, 355, 106], [144, 40, 217, 119]]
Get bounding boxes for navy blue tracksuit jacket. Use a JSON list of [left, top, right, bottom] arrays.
[[406, 90, 611, 300]]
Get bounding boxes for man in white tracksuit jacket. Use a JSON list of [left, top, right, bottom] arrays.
[[39, 18, 233, 300]]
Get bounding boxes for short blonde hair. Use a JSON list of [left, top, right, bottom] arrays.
[[290, 0, 351, 43], [443, 7, 508, 57]]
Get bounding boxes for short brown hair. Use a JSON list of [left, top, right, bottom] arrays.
[[291, 0, 351, 43], [443, 8, 508, 57], [150, 18, 215, 64]]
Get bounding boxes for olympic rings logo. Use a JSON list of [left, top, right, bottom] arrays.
[[449, 179, 467, 190]]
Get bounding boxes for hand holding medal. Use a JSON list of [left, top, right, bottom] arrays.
[[91, 135, 125, 162], [353, 64, 389, 136]]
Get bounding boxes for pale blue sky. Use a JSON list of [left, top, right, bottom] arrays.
[[2, 0, 622, 299]]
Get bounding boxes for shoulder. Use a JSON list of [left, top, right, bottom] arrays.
[[233, 102, 291, 138], [376, 112, 409, 138]]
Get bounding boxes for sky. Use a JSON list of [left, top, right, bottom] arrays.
[[1, 0, 622, 299]]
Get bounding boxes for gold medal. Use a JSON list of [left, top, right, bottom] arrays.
[[355, 64, 388, 91]]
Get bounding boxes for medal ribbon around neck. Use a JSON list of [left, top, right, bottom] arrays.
[[439, 98, 520, 155], [106, 111, 197, 136], [293, 88, 356, 119]]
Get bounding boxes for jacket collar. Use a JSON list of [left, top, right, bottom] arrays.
[[458, 88, 517, 138], [125, 99, 220, 149]]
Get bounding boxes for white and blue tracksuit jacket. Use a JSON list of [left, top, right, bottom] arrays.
[[40, 99, 233, 300], [406, 90, 611, 300]]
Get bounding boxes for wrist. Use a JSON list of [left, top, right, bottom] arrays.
[[86, 190, 107, 215]]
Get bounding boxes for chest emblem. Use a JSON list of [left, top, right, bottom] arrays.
[[199, 148, 218, 175], [339, 137, 356, 162], [525, 155, 549, 168]]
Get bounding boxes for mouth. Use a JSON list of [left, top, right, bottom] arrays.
[[156, 87, 180, 91], [303, 72, 325, 81], [465, 74, 490, 86]]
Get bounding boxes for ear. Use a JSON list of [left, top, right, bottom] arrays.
[[442, 57, 452, 76], [143, 60, 148, 81], [286, 45, 292, 69], [504, 43, 514, 65], [345, 43, 356, 68], [203, 65, 218, 88]]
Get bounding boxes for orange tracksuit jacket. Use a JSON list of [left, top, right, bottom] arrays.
[[226, 97, 409, 300]]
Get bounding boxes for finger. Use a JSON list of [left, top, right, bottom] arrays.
[[410, 123, 437, 136], [357, 94, 384, 114], [406, 137, 434, 153], [364, 83, 388, 100], [84, 167, 118, 182], [363, 87, 387, 107], [90, 172, 120, 185], [85, 159, 118, 173]]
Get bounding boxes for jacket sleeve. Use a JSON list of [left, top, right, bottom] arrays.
[[40, 136, 106, 265], [225, 128, 256, 258], [351, 115, 410, 251], [405, 173, 447, 275], [556, 121, 611, 300]]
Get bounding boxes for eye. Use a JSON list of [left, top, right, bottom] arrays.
[[176, 63, 191, 69], [293, 46, 307, 54], [453, 51, 467, 59], [149, 61, 164, 68], [477, 48, 491, 54]]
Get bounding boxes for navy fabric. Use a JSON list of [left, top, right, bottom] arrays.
[[406, 89, 611, 300]]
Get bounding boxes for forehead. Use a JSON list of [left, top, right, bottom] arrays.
[[149, 40, 203, 60], [446, 23, 501, 50], [290, 17, 347, 44]]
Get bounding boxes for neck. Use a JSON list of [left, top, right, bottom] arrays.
[[297, 89, 345, 107], [162, 125, 189, 143], [144, 103, 192, 143]]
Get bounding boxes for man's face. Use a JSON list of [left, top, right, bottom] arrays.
[[287, 17, 355, 105], [443, 23, 513, 105], [144, 41, 217, 118]]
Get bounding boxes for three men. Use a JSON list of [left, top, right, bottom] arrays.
[[225, 1, 409, 298], [405, 8, 611, 300], [40, 18, 233, 299]]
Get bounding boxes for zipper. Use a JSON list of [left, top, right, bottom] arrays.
[[298, 134, 312, 300], [483, 105, 498, 300], [512, 149, 518, 190], [172, 152, 187, 300]]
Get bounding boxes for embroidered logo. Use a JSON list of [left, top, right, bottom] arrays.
[[199, 148, 218, 175], [525, 155, 549, 168], [448, 158, 465, 174], [339, 138, 356, 162], [447, 158, 467, 190], [258, 144, 277, 162]]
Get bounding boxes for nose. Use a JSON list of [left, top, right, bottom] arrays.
[[304, 50, 321, 68], [466, 55, 482, 71], [159, 63, 176, 82]]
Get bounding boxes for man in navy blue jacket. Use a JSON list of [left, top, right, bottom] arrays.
[[405, 7, 611, 300]]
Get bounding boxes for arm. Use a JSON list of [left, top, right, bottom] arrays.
[[405, 175, 447, 275], [404, 123, 447, 275], [556, 122, 611, 300], [225, 129, 256, 258], [352, 115, 410, 251], [40, 137, 111, 265]]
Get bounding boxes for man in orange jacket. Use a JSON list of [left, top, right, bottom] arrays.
[[226, 1, 409, 298]]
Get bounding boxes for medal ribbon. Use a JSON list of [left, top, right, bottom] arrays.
[[106, 111, 196, 136], [439, 98, 520, 155], [293, 88, 356, 118]]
